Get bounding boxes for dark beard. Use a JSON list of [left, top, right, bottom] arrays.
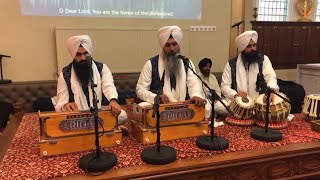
[[242, 50, 260, 64], [164, 52, 181, 90], [72, 60, 90, 87], [201, 69, 210, 77]]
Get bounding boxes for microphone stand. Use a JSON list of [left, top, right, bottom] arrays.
[[79, 58, 117, 172], [141, 70, 177, 165], [181, 56, 233, 150], [0, 54, 12, 84], [251, 78, 291, 142]]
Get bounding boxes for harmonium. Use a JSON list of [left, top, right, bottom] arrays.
[[38, 110, 122, 157], [132, 101, 207, 144]]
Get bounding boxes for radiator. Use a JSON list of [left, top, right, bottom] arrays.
[[55, 27, 190, 74]]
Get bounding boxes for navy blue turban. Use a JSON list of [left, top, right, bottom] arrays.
[[198, 58, 212, 69]]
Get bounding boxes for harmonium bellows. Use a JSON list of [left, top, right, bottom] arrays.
[[38, 110, 122, 157], [131, 102, 208, 144]]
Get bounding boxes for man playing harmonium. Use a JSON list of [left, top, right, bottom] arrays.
[[55, 35, 127, 129], [136, 25, 206, 107]]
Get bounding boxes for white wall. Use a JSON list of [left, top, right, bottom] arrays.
[[0, 0, 231, 82]]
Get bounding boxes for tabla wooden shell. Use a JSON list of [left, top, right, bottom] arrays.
[[255, 93, 291, 123], [229, 95, 255, 120], [303, 94, 320, 121]]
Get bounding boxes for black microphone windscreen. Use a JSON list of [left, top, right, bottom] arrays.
[[175, 53, 182, 59], [85, 54, 92, 61], [174, 53, 190, 68], [85, 54, 93, 68], [175, 53, 187, 60], [231, 21, 244, 28]]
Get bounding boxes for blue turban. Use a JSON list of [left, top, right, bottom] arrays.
[[198, 58, 212, 69]]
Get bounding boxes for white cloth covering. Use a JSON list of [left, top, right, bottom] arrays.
[[221, 55, 279, 101], [197, 72, 229, 122], [136, 53, 203, 104], [235, 31, 258, 52], [197, 73, 221, 98], [157, 26, 183, 48], [66, 35, 93, 59], [55, 61, 127, 124]]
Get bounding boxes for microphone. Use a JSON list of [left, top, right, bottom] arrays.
[[175, 53, 190, 68], [0, 54, 11, 58], [152, 70, 165, 118], [231, 21, 244, 28], [175, 53, 187, 60], [256, 73, 263, 93], [256, 72, 275, 94], [85, 54, 93, 68]]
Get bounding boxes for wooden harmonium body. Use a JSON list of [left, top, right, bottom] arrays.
[[132, 102, 207, 144], [38, 110, 122, 157]]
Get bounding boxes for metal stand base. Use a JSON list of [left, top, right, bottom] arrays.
[[251, 128, 282, 142], [141, 145, 176, 165], [79, 152, 117, 172], [0, 80, 12, 84], [196, 136, 229, 151]]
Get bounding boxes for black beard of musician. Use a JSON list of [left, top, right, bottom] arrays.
[[164, 51, 181, 90], [242, 50, 260, 64], [73, 60, 90, 90], [72, 60, 90, 86]]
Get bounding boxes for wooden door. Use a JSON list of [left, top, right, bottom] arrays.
[[274, 25, 295, 68], [252, 21, 320, 69], [252, 22, 281, 67], [252, 24, 265, 53], [307, 26, 320, 63], [292, 25, 309, 64]]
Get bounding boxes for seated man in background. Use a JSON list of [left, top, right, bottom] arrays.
[[197, 58, 228, 127], [136, 25, 206, 107], [55, 35, 127, 131]]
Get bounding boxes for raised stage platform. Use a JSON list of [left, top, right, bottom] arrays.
[[1, 105, 320, 179]]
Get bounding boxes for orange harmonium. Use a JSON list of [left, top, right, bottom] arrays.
[[132, 102, 207, 144], [38, 110, 122, 157]]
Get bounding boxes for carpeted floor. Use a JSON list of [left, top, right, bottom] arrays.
[[0, 105, 320, 179]]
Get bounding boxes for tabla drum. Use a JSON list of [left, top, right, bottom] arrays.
[[225, 95, 255, 126], [255, 93, 291, 129], [303, 94, 320, 121], [229, 95, 255, 120]]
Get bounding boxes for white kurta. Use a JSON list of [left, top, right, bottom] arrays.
[[197, 73, 221, 98], [55, 61, 127, 124], [197, 72, 230, 118], [221, 54, 279, 100], [55, 61, 118, 111], [136, 53, 203, 104]]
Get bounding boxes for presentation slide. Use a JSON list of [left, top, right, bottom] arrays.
[[20, 0, 201, 20]]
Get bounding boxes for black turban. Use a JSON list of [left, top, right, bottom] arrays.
[[198, 58, 212, 69]]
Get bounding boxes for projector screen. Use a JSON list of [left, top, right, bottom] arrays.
[[20, 0, 201, 20]]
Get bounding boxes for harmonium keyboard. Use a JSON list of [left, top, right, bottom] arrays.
[[131, 101, 208, 144], [38, 110, 122, 157]]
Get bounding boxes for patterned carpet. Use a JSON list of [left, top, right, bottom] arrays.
[[1, 105, 320, 180]]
